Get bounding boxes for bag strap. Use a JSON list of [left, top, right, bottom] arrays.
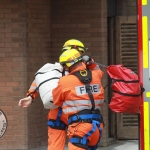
[[73, 69, 95, 111]]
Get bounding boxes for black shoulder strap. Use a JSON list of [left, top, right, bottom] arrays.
[[73, 69, 95, 110]]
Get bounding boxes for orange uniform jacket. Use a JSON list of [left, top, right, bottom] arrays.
[[26, 80, 68, 125], [52, 63, 104, 117]]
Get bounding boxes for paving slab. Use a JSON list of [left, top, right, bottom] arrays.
[[30, 140, 138, 150], [64, 140, 138, 150], [97, 140, 138, 150]]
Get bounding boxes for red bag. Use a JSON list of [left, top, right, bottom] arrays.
[[106, 64, 143, 114]]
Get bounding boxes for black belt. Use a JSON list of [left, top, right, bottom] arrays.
[[47, 119, 67, 130], [68, 109, 102, 125]]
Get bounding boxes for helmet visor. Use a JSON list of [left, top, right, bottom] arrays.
[[77, 46, 88, 53], [60, 56, 82, 67]]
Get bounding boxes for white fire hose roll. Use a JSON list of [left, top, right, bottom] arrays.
[[35, 62, 63, 109]]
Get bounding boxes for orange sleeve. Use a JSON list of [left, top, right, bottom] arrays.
[[52, 81, 64, 107], [99, 69, 104, 78], [26, 80, 39, 99]]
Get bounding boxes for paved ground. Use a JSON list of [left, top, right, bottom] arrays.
[[96, 140, 138, 150], [31, 140, 138, 150], [64, 140, 138, 150]]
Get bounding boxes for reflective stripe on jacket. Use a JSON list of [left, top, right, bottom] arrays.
[[53, 63, 104, 116]]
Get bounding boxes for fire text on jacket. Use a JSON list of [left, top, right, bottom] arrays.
[[75, 84, 100, 95]]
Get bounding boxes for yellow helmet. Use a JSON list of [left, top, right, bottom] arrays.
[[59, 49, 82, 67], [62, 39, 88, 53]]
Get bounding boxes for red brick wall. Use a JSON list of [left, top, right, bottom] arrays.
[[116, 0, 137, 16], [0, 1, 28, 149], [26, 0, 51, 149], [0, 0, 51, 149], [0, 0, 109, 149], [51, 0, 108, 146]]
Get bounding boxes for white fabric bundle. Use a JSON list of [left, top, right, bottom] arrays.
[[35, 63, 63, 109]]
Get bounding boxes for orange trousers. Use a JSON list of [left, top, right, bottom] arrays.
[[48, 127, 66, 150], [67, 122, 104, 150], [47, 108, 68, 150]]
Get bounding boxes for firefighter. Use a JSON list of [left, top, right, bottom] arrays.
[[53, 49, 104, 150], [18, 39, 88, 150]]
